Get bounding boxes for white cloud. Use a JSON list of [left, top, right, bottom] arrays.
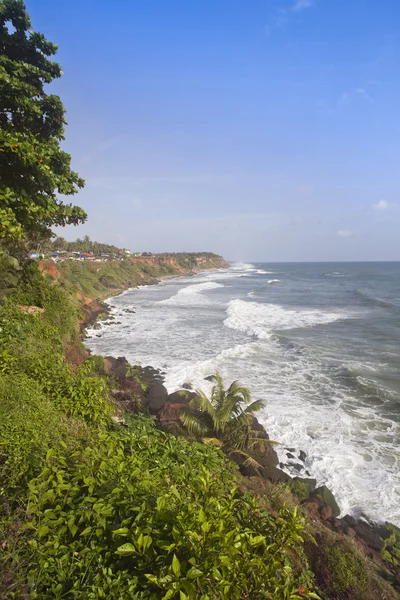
[[338, 88, 373, 107], [292, 0, 314, 12], [267, 0, 315, 32], [373, 199, 389, 210], [372, 199, 398, 211], [337, 229, 356, 238]]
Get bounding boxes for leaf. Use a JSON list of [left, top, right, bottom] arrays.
[[186, 566, 203, 580], [172, 554, 181, 578], [115, 543, 136, 556], [249, 534, 265, 547], [112, 527, 129, 536], [37, 524, 50, 538]]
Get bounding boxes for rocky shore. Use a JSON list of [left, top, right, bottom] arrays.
[[80, 270, 400, 597], [91, 350, 399, 592]]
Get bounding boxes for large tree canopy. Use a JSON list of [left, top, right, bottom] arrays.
[[0, 0, 86, 241]]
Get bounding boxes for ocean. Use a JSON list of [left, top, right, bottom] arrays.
[[85, 262, 400, 525]]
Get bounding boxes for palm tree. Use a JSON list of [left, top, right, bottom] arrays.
[[180, 372, 274, 468]]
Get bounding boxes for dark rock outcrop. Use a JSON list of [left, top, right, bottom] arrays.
[[143, 381, 168, 414], [311, 486, 341, 518]]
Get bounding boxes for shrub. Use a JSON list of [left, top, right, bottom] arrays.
[[313, 537, 369, 598], [23, 415, 315, 599], [0, 374, 74, 493]]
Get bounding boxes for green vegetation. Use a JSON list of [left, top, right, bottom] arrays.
[[0, 265, 319, 599], [0, 0, 86, 244], [51, 235, 131, 258], [180, 372, 273, 468], [1, 2, 398, 599]]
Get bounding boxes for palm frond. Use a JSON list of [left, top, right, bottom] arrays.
[[242, 399, 265, 415], [180, 410, 210, 437], [228, 449, 263, 471], [227, 380, 251, 404], [201, 437, 223, 448], [190, 390, 216, 420], [247, 436, 280, 446]]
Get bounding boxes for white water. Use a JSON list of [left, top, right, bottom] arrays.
[[85, 262, 400, 525]]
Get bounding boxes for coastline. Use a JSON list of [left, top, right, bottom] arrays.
[[82, 266, 400, 568]]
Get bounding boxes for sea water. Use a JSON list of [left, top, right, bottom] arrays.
[[86, 262, 400, 525]]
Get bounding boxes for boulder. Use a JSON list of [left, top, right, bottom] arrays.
[[261, 466, 292, 483], [104, 356, 129, 380], [292, 477, 317, 500], [249, 416, 279, 468], [354, 519, 392, 552], [311, 486, 341, 518], [158, 402, 184, 424], [302, 498, 321, 520], [143, 381, 168, 414], [320, 505, 333, 521], [299, 450, 307, 463], [167, 390, 197, 405]]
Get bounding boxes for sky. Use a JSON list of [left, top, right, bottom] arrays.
[[28, 0, 400, 261]]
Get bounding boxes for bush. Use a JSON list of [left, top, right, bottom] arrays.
[[313, 537, 369, 599], [0, 374, 74, 493], [23, 415, 314, 599]]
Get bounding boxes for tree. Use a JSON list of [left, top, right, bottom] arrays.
[[0, 0, 86, 243], [180, 372, 272, 467]]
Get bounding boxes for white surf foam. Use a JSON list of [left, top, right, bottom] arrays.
[[85, 269, 400, 526], [224, 299, 345, 339], [268, 279, 280, 284], [158, 281, 224, 307]]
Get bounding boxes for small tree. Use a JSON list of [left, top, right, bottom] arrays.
[[180, 372, 273, 467], [0, 0, 86, 242]]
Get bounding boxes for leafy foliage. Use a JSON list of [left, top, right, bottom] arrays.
[[0, 373, 85, 493], [22, 415, 314, 600], [180, 372, 272, 468], [0, 0, 86, 241]]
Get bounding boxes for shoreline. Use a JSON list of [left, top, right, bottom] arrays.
[[82, 266, 400, 538]]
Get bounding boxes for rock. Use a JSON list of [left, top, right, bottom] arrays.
[[144, 381, 168, 414], [182, 382, 193, 390], [354, 519, 391, 552], [142, 365, 164, 382], [104, 356, 129, 380], [167, 390, 197, 405], [299, 450, 307, 463], [285, 447, 296, 453], [204, 375, 216, 382], [248, 416, 279, 468], [157, 403, 188, 436], [311, 486, 341, 518], [347, 527, 357, 538], [261, 466, 292, 483], [286, 452, 295, 459], [289, 462, 304, 472], [320, 505, 333, 521], [302, 499, 321, 520], [293, 476, 317, 499], [111, 389, 141, 413]]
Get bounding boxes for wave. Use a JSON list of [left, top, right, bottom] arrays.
[[268, 279, 280, 284], [224, 299, 345, 339], [256, 269, 274, 274], [356, 288, 399, 310], [158, 281, 224, 307], [229, 262, 255, 272]]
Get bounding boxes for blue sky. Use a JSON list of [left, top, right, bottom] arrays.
[[29, 0, 400, 260]]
